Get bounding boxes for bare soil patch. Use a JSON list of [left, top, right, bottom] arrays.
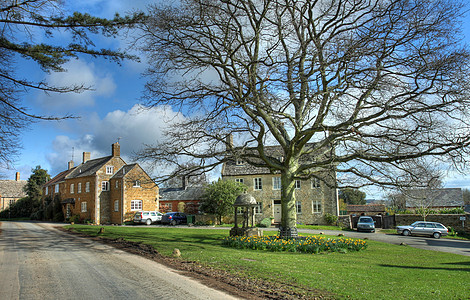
[[60, 227, 336, 299]]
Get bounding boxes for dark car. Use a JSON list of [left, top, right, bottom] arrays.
[[397, 221, 448, 239], [161, 212, 187, 225], [356, 216, 375, 233]]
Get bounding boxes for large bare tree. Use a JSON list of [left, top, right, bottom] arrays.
[[138, 0, 470, 236], [0, 0, 143, 167]]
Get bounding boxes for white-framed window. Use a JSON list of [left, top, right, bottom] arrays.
[[272, 177, 281, 190], [296, 201, 302, 214], [70, 183, 74, 194], [133, 180, 141, 187], [295, 180, 301, 189], [235, 178, 244, 184], [312, 200, 322, 213], [254, 202, 262, 214], [45, 186, 49, 195], [81, 201, 87, 212], [9, 199, 15, 205], [77, 183, 82, 193], [102, 181, 109, 191], [254, 178, 262, 190], [85, 182, 90, 193], [311, 178, 321, 188], [106, 166, 114, 174], [131, 200, 143, 211], [55, 184, 59, 193], [115, 181, 119, 189], [114, 200, 119, 212], [236, 159, 244, 165]]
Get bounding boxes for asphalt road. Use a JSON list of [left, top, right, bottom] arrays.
[[0, 221, 238, 300]]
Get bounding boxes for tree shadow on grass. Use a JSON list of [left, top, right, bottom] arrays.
[[379, 261, 470, 272]]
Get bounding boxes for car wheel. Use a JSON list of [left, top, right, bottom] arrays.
[[433, 232, 441, 239], [171, 220, 177, 226], [146, 219, 152, 225], [402, 229, 410, 236]]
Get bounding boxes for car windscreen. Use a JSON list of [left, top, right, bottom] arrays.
[[359, 217, 373, 223]]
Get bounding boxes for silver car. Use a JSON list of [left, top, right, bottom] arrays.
[[133, 211, 163, 225], [397, 221, 448, 239], [356, 216, 375, 233]]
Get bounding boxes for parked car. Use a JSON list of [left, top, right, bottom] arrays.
[[133, 211, 163, 225], [356, 216, 375, 232], [397, 221, 448, 239], [161, 212, 187, 225]]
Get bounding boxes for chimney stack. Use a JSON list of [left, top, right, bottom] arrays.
[[226, 133, 233, 151], [15, 172, 20, 181], [112, 142, 120, 157], [182, 176, 188, 190], [68, 160, 74, 170], [83, 152, 91, 164]]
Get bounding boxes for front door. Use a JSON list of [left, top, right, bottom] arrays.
[[273, 200, 282, 223]]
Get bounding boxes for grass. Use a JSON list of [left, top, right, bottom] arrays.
[[66, 225, 470, 299]]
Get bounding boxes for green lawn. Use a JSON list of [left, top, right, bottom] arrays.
[[67, 225, 470, 299]]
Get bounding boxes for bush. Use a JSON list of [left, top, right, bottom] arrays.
[[53, 211, 64, 222], [324, 213, 338, 225], [258, 218, 273, 228], [438, 207, 465, 214]]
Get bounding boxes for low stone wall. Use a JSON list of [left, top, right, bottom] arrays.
[[194, 214, 234, 225], [395, 214, 469, 232], [338, 215, 352, 229]]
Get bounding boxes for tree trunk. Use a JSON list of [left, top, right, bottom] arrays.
[[279, 165, 298, 238]]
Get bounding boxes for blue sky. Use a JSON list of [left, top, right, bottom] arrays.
[[3, 1, 470, 197]]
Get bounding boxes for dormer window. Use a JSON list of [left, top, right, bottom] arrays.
[[236, 159, 244, 165], [106, 166, 114, 174]]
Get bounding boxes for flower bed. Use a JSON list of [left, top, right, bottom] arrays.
[[223, 235, 367, 254]]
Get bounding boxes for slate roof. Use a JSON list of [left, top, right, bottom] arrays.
[[112, 164, 137, 179], [44, 168, 76, 187], [0, 180, 27, 198], [222, 145, 295, 176], [159, 187, 205, 201], [405, 188, 463, 208], [66, 156, 114, 179], [221, 143, 329, 176]]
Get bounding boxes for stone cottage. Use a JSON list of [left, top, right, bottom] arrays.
[[43, 143, 159, 224], [221, 144, 338, 225]]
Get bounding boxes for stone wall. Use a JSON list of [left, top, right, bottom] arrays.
[[338, 215, 352, 228], [395, 214, 469, 232]]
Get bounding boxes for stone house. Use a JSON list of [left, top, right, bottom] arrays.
[[43, 143, 159, 224], [221, 145, 338, 225], [0, 172, 27, 211]]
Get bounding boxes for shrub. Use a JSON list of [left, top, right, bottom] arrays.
[[53, 211, 64, 222], [258, 218, 273, 228], [324, 213, 338, 225], [438, 207, 465, 214]]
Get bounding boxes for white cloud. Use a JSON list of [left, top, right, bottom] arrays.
[[36, 60, 117, 111], [46, 104, 185, 176]]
